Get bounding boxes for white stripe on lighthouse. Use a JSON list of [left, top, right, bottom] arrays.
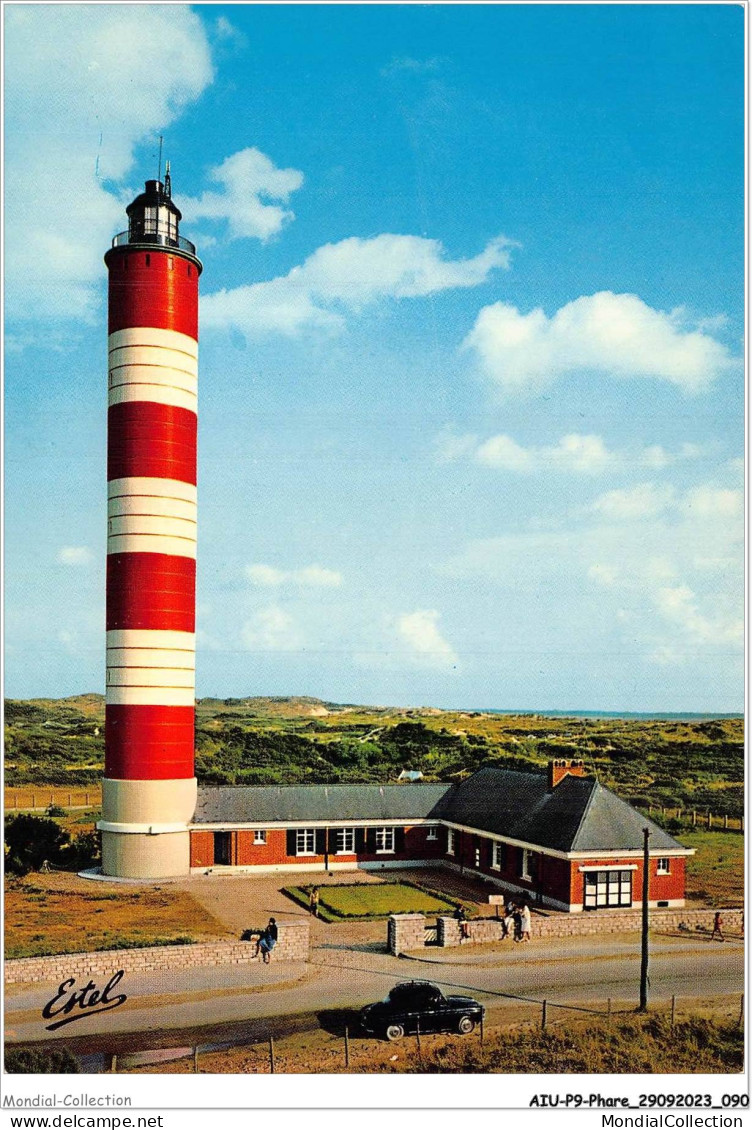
[[108, 327, 198, 411], [106, 646, 195, 669], [108, 479, 197, 505], [108, 494, 196, 521], [109, 325, 199, 358], [107, 532, 197, 558], [106, 685, 196, 707], [107, 481, 198, 554], [106, 628, 196, 650], [107, 667, 195, 688], [106, 625, 196, 707]]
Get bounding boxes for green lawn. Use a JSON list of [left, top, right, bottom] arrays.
[[283, 881, 458, 920], [682, 830, 744, 907]]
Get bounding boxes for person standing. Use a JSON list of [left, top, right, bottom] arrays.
[[309, 887, 320, 918], [502, 900, 516, 940], [711, 910, 725, 941], [519, 902, 532, 943]]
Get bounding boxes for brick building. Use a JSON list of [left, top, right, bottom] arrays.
[[188, 759, 692, 912]]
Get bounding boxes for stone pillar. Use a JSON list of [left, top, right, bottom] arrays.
[[438, 915, 462, 947], [388, 913, 426, 955]]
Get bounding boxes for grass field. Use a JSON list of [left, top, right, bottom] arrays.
[[5, 875, 232, 958], [397, 1014, 744, 1075], [284, 881, 459, 921], [682, 830, 745, 907]]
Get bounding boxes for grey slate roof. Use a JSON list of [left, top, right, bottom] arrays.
[[432, 766, 686, 853], [192, 766, 687, 854], [194, 783, 452, 825]]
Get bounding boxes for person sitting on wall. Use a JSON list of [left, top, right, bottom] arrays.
[[455, 904, 470, 940], [258, 917, 278, 963], [502, 900, 516, 940], [513, 903, 523, 942]]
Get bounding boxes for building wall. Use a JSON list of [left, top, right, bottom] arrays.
[[190, 823, 444, 870], [189, 824, 687, 911], [569, 854, 686, 908], [446, 828, 562, 903]]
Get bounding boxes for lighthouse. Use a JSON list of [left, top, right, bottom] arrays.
[[99, 170, 201, 878]]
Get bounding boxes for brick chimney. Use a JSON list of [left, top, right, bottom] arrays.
[[548, 758, 586, 788]]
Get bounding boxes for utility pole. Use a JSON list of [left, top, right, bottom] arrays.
[[639, 826, 650, 1011]]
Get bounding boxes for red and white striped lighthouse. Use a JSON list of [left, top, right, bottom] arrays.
[[99, 170, 201, 878]]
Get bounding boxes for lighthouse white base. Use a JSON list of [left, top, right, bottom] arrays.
[[99, 777, 197, 878], [101, 828, 191, 879], [102, 776, 197, 825]]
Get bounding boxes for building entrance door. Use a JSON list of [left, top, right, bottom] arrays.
[[213, 832, 232, 865]]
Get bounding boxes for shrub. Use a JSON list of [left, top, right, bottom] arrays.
[[4, 814, 70, 875], [5, 1047, 79, 1073]]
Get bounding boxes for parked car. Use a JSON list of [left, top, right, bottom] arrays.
[[359, 980, 484, 1041]]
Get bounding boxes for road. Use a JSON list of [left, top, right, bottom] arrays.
[[5, 933, 743, 1060]]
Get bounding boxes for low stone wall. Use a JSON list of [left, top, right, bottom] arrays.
[[534, 907, 743, 940], [5, 920, 310, 984], [392, 908, 742, 952]]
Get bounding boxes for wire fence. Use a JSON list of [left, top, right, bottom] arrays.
[[106, 992, 744, 1073], [4, 788, 101, 812]]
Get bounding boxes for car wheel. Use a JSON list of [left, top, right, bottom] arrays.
[[458, 1015, 475, 1035], [385, 1024, 404, 1042]]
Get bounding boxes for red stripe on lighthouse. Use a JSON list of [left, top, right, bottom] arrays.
[[108, 251, 199, 338], [105, 704, 196, 779], [106, 553, 196, 632], [107, 401, 197, 484]]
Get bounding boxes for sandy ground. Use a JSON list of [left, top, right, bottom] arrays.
[[172, 865, 514, 949]]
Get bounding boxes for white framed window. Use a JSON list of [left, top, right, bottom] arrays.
[[447, 829, 455, 855], [584, 869, 633, 909], [253, 830, 267, 845], [426, 825, 438, 840], [520, 848, 531, 880], [656, 858, 671, 875], [335, 828, 355, 854], [296, 828, 316, 855], [375, 827, 394, 853], [492, 842, 504, 871]]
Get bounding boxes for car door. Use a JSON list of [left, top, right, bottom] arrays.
[[413, 985, 443, 1034]]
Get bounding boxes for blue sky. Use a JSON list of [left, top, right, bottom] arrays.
[[4, 4, 744, 711]]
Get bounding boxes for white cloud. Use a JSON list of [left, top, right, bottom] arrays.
[[681, 485, 743, 520], [477, 433, 613, 474], [395, 609, 459, 670], [182, 148, 303, 242], [447, 432, 699, 476], [440, 477, 743, 670], [202, 234, 514, 338], [462, 291, 735, 394], [587, 563, 619, 587], [590, 483, 677, 520], [5, 5, 214, 322], [246, 564, 343, 588], [57, 546, 93, 567], [240, 606, 303, 651], [652, 584, 742, 648]]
